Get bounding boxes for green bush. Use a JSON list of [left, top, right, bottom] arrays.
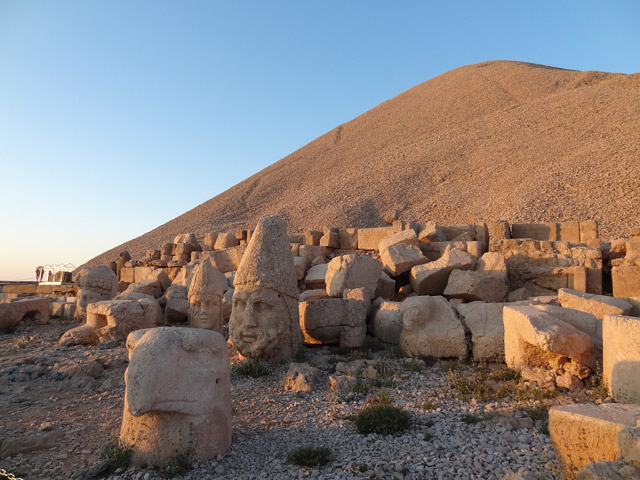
[[287, 446, 332, 468], [233, 358, 270, 378], [352, 404, 410, 435], [100, 437, 132, 474]]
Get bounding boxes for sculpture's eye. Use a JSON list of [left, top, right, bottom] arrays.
[[234, 299, 246, 312], [193, 350, 214, 367], [253, 301, 268, 313]]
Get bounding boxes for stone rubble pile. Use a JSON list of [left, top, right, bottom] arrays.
[[3, 216, 640, 477]]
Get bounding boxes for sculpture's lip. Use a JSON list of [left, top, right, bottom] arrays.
[[130, 400, 197, 416], [241, 333, 257, 343]]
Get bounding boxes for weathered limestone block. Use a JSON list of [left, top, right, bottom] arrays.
[[456, 302, 511, 362], [419, 241, 469, 261], [579, 221, 599, 243], [299, 289, 329, 302], [0, 297, 49, 330], [503, 305, 598, 370], [75, 266, 118, 323], [123, 279, 163, 299], [338, 228, 358, 249], [201, 244, 247, 273], [576, 460, 640, 480], [511, 223, 557, 241], [203, 233, 219, 249], [298, 244, 329, 263], [440, 224, 476, 241], [490, 220, 511, 240], [357, 227, 394, 250], [120, 266, 135, 284], [507, 284, 557, 302], [293, 256, 309, 281], [375, 271, 396, 299], [214, 232, 239, 250], [305, 263, 329, 290], [165, 285, 189, 323], [91, 299, 159, 341], [549, 403, 640, 473], [612, 267, 640, 298], [371, 300, 402, 344], [173, 233, 197, 245], [559, 288, 632, 320], [282, 363, 322, 392], [618, 426, 640, 466], [174, 242, 196, 257], [120, 327, 231, 466], [299, 298, 367, 348], [400, 296, 467, 359], [378, 230, 428, 276], [319, 227, 339, 248], [410, 247, 475, 295], [229, 215, 302, 362], [444, 269, 508, 303], [305, 230, 323, 246], [418, 221, 447, 242], [603, 314, 640, 404], [343, 287, 371, 317], [476, 252, 508, 281], [325, 254, 382, 299]]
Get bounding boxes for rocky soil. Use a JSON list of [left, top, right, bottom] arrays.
[[1, 317, 609, 480], [82, 60, 640, 270]]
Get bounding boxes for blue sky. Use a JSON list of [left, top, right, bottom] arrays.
[[1, 1, 638, 281]]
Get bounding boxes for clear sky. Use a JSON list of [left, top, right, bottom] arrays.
[[1, 1, 638, 281]]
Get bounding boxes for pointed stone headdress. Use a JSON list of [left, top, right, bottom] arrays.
[[188, 258, 223, 301], [234, 215, 298, 299]]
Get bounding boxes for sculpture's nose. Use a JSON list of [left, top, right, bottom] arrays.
[[125, 356, 160, 417]]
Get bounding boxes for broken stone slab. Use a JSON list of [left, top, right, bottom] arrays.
[[380, 241, 429, 277], [618, 426, 640, 466], [299, 298, 367, 348], [417, 221, 447, 242], [0, 297, 49, 330], [558, 288, 633, 320], [299, 289, 329, 302], [503, 305, 598, 370], [293, 256, 309, 281], [456, 302, 519, 362], [576, 460, 640, 480], [282, 363, 322, 392], [375, 271, 396, 299], [164, 285, 189, 323], [400, 295, 467, 359], [338, 228, 358, 249], [319, 227, 339, 248], [549, 403, 640, 474], [298, 244, 329, 262], [507, 284, 557, 302], [214, 231, 239, 250], [440, 224, 477, 241], [0, 430, 64, 457], [201, 244, 247, 273], [357, 226, 394, 250], [325, 254, 382, 299], [370, 299, 402, 344], [410, 247, 475, 295], [612, 266, 640, 298], [476, 252, 508, 281], [603, 314, 640, 404], [122, 279, 163, 299], [443, 269, 508, 303], [305, 263, 329, 290]]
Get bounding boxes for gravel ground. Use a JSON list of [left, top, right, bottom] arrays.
[[0, 318, 594, 480]]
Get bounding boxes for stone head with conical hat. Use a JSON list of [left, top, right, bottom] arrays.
[[229, 215, 302, 361], [188, 258, 224, 334]]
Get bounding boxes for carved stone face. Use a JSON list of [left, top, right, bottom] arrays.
[[229, 285, 289, 359], [124, 327, 230, 418], [189, 292, 223, 332]]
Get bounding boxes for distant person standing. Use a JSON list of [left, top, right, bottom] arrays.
[[35, 266, 43, 282], [48, 270, 53, 282]]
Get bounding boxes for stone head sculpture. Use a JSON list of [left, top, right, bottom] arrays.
[[229, 215, 302, 362], [188, 259, 224, 333], [120, 327, 231, 466], [74, 265, 118, 322]]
